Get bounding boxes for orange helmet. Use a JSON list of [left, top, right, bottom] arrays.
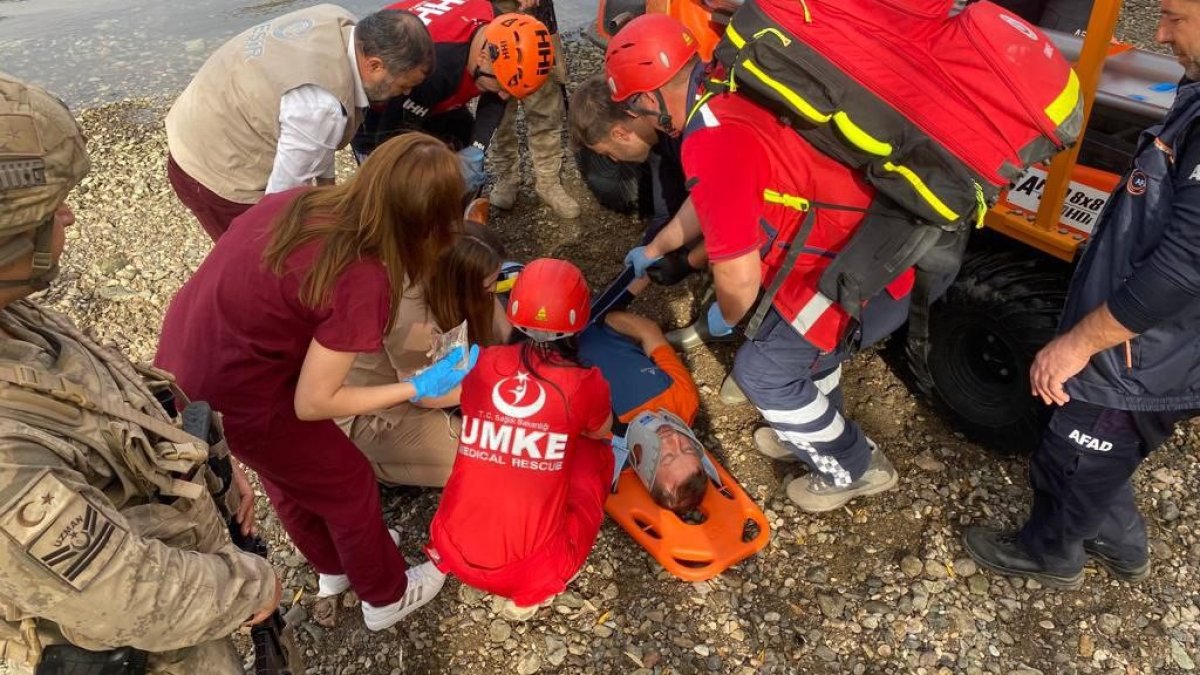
[[508, 258, 590, 341], [481, 14, 555, 99]]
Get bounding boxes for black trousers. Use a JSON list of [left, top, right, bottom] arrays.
[[1019, 399, 1195, 571]]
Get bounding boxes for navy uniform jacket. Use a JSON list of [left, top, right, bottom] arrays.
[[1062, 81, 1200, 411]]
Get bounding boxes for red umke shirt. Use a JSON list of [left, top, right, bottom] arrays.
[[431, 344, 610, 570]]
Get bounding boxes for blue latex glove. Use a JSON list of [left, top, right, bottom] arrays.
[[458, 146, 488, 193], [706, 302, 734, 338], [408, 344, 480, 401], [624, 245, 663, 279]]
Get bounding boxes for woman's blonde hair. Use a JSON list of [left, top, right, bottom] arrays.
[[263, 133, 464, 331]]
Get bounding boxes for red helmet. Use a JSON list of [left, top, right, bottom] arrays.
[[508, 258, 590, 341], [604, 14, 699, 102]]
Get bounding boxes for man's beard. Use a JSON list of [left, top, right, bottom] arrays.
[[366, 74, 399, 103]]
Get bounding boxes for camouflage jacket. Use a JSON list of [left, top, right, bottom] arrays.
[[0, 301, 275, 670]]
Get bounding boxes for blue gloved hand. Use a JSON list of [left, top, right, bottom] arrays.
[[706, 302, 734, 338], [458, 146, 488, 193], [408, 344, 480, 401], [624, 245, 663, 279]]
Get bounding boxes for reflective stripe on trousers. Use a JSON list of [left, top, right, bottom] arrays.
[[732, 308, 873, 485]]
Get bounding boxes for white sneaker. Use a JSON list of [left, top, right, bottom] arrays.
[[362, 562, 447, 631], [317, 528, 402, 598]]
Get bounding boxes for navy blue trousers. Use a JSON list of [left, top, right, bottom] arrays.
[[1020, 399, 1195, 571], [732, 294, 909, 485]]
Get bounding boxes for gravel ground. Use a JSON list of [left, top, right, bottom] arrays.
[[31, 3, 1200, 673]]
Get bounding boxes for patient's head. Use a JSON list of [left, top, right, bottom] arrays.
[[648, 425, 708, 514], [629, 411, 710, 515]]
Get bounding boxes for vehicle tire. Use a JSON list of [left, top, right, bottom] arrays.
[[911, 248, 1070, 454], [575, 146, 640, 214]]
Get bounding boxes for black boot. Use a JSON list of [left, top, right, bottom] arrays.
[[962, 527, 1084, 590], [1084, 538, 1151, 582]]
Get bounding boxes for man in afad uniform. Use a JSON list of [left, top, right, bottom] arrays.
[[351, 0, 555, 195], [604, 15, 904, 514], [0, 73, 281, 673], [964, 0, 1200, 589]]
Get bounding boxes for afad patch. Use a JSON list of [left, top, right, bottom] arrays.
[[0, 471, 126, 591], [1127, 170, 1148, 196]]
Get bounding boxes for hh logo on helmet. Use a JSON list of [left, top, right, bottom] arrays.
[[535, 29, 553, 76], [492, 371, 546, 419]]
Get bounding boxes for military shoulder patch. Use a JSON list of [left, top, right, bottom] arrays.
[[0, 470, 127, 591]]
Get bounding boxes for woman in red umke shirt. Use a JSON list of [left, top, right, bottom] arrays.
[[156, 135, 475, 631], [427, 259, 615, 621]]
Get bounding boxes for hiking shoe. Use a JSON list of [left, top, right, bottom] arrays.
[[362, 562, 447, 631], [490, 177, 519, 210], [500, 596, 553, 622], [317, 528, 401, 598], [535, 181, 581, 219], [786, 442, 897, 512], [963, 527, 1084, 590], [720, 374, 748, 405], [1084, 538, 1151, 583], [753, 427, 797, 462]]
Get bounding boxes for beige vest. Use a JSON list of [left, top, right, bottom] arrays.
[[166, 4, 362, 204]]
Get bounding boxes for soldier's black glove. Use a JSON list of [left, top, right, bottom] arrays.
[[647, 248, 700, 286]]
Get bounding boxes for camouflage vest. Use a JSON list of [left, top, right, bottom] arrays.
[[0, 302, 211, 501], [0, 301, 224, 669]]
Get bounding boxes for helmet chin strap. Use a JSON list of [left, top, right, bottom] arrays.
[[0, 217, 59, 290], [627, 89, 677, 136]]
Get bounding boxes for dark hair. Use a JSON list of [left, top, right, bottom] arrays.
[[263, 133, 463, 332], [356, 9, 435, 75], [568, 74, 632, 150], [505, 331, 590, 426], [426, 222, 507, 347], [652, 469, 709, 516]]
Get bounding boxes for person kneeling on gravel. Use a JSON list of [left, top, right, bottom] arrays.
[[963, 0, 1200, 590], [425, 259, 615, 621], [338, 222, 513, 487]]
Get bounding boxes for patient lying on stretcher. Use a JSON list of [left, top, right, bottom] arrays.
[[578, 310, 713, 515]]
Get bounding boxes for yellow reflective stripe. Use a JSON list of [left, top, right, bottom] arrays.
[[763, 189, 810, 212], [740, 59, 831, 124], [752, 27, 791, 45], [494, 277, 516, 293], [881, 162, 959, 222], [973, 183, 987, 228], [831, 112, 892, 157], [1045, 69, 1080, 126], [686, 89, 718, 126], [727, 22, 747, 48]]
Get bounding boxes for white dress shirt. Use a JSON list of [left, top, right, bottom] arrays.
[[265, 27, 370, 194]]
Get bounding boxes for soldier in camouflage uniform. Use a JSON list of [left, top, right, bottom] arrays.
[[0, 72, 280, 674]]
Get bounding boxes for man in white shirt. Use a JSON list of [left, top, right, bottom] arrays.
[[166, 4, 434, 241]]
